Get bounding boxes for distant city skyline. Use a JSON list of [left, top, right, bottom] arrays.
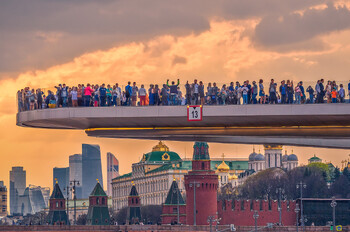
[[1, 142, 349, 202]]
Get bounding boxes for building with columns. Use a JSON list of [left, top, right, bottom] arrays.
[[111, 141, 248, 212], [248, 145, 298, 173]]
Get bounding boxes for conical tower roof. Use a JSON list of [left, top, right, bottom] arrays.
[[164, 180, 185, 205], [129, 184, 139, 196], [193, 142, 210, 160], [90, 182, 107, 196], [50, 183, 64, 199]]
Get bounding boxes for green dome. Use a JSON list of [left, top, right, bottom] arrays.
[[140, 141, 181, 163], [141, 151, 181, 163]]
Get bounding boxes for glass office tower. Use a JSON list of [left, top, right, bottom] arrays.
[[82, 144, 103, 199]]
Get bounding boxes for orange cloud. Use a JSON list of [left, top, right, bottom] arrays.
[[1, 19, 350, 192]]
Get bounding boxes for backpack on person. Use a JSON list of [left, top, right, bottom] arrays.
[[29, 95, 35, 102]]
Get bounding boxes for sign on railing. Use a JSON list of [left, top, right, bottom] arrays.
[[187, 105, 202, 121]]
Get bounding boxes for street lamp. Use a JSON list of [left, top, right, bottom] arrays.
[[63, 186, 71, 224], [189, 182, 200, 226], [207, 215, 215, 232], [276, 187, 285, 226], [253, 210, 259, 232], [70, 180, 80, 225], [294, 203, 300, 232], [296, 181, 306, 232], [330, 197, 337, 232]]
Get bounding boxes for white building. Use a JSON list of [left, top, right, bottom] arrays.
[[248, 145, 298, 173]]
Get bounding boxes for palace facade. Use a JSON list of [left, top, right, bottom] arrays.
[[111, 142, 248, 211]]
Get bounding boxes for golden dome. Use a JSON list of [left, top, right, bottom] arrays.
[[152, 141, 169, 152], [217, 160, 230, 172], [229, 174, 238, 180]]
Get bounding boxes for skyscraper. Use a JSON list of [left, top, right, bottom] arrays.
[[82, 144, 103, 199], [53, 167, 69, 198], [9, 166, 26, 215], [69, 154, 83, 199], [107, 152, 119, 196], [0, 181, 7, 217], [17, 185, 46, 216]]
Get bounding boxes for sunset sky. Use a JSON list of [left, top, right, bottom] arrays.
[[1, 0, 350, 191]]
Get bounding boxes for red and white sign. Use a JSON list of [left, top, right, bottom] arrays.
[[187, 105, 203, 121]]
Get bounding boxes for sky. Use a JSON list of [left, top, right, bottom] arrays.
[[1, 0, 350, 192]]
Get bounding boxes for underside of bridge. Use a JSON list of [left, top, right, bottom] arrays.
[[85, 126, 350, 149], [17, 104, 350, 149]]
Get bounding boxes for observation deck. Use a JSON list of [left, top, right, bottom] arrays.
[[16, 104, 350, 149]]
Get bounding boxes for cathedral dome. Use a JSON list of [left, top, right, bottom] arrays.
[[217, 161, 230, 172], [255, 153, 265, 161], [282, 154, 289, 162], [288, 154, 298, 161], [229, 174, 238, 180], [249, 152, 257, 161]]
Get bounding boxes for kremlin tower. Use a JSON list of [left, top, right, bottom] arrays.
[[184, 142, 218, 225], [86, 181, 110, 225], [47, 182, 68, 225], [127, 183, 141, 224]]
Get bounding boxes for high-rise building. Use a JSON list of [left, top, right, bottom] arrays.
[[17, 185, 46, 216], [107, 152, 119, 196], [0, 181, 7, 217], [41, 187, 51, 207], [82, 144, 103, 199], [53, 167, 69, 198], [69, 154, 83, 199], [9, 166, 26, 215]]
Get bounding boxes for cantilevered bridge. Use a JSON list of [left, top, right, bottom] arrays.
[[16, 104, 350, 149]]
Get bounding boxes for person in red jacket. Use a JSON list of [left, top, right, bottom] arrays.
[[84, 83, 93, 107]]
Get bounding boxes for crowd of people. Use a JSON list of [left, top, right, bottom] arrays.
[[17, 79, 350, 111]]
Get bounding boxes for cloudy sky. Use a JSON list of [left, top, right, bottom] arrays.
[[1, 0, 350, 190]]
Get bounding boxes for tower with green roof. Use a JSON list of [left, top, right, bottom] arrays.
[[185, 142, 218, 225], [86, 182, 110, 225], [47, 182, 68, 225], [161, 179, 186, 224], [127, 184, 141, 224]]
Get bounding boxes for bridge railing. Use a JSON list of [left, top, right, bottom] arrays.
[[16, 80, 350, 112]]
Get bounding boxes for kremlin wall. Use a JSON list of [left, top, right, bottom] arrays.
[[217, 199, 296, 226], [2, 141, 349, 231]]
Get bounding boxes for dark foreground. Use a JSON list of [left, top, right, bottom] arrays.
[[0, 225, 348, 232]]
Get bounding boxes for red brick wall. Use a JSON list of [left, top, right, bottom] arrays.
[[49, 199, 65, 210], [185, 173, 218, 225], [218, 199, 297, 226], [161, 204, 186, 224]]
